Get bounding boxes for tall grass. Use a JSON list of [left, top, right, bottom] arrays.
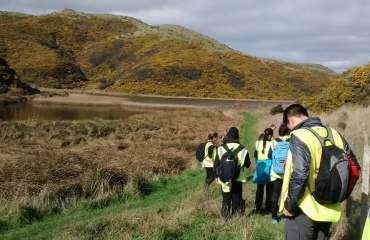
[[0, 108, 236, 231], [0, 105, 367, 239]]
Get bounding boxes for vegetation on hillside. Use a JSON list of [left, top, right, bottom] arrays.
[[0, 57, 39, 106], [0, 9, 337, 100], [0, 58, 39, 95], [305, 63, 370, 112]]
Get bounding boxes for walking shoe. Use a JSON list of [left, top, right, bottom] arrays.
[[272, 218, 278, 224]]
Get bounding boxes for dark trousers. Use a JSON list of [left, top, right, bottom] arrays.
[[221, 181, 243, 217], [255, 182, 273, 212], [271, 179, 283, 219], [285, 210, 332, 240], [205, 167, 215, 186]]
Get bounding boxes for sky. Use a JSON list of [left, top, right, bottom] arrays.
[[1, 0, 369, 73]]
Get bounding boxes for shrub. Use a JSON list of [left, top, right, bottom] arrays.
[[270, 104, 284, 115]]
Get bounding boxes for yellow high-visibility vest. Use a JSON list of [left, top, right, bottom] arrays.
[[202, 141, 214, 168], [279, 127, 344, 222], [362, 208, 370, 240]]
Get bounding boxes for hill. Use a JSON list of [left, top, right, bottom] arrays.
[[0, 57, 39, 97], [305, 63, 370, 112], [0, 9, 338, 100]]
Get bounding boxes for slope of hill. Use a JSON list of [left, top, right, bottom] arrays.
[[0, 9, 338, 100], [0, 57, 39, 95], [305, 63, 370, 112]]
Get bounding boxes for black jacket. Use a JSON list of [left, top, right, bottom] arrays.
[[284, 117, 361, 213]]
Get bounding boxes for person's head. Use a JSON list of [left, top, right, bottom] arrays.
[[283, 104, 309, 129], [226, 127, 239, 140], [208, 132, 218, 144], [278, 122, 290, 136], [260, 128, 273, 153], [263, 128, 274, 141]]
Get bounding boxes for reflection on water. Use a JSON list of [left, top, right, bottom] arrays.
[[0, 94, 294, 121], [0, 102, 148, 121]]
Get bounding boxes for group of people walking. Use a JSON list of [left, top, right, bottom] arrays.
[[198, 104, 361, 240]]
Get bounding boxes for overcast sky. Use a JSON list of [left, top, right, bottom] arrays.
[[1, 0, 369, 73]]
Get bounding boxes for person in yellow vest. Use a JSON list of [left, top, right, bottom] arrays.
[[253, 127, 277, 214], [214, 127, 251, 218], [362, 208, 370, 240], [280, 104, 361, 239], [267, 123, 290, 224], [202, 132, 218, 186]]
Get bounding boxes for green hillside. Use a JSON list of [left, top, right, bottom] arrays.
[[0, 9, 338, 101]]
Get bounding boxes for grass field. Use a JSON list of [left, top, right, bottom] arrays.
[[0, 105, 367, 239]]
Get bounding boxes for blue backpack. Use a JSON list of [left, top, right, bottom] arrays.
[[272, 140, 289, 175]]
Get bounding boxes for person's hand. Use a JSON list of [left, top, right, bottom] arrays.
[[216, 178, 219, 184], [282, 208, 294, 217]]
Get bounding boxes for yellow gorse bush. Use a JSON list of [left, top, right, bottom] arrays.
[[306, 63, 370, 112], [0, 10, 336, 101]]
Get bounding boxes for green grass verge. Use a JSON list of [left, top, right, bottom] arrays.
[[239, 111, 258, 151]]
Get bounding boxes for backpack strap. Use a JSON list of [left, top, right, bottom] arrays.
[[222, 143, 230, 152], [304, 126, 335, 176], [223, 144, 244, 155], [233, 144, 244, 155], [305, 126, 335, 147]]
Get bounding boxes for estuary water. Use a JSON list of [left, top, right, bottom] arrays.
[[0, 92, 294, 121]]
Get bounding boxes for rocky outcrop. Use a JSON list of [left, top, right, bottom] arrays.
[[0, 58, 39, 105], [0, 58, 39, 95]]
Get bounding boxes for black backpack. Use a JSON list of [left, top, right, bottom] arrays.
[[218, 144, 244, 183], [195, 142, 207, 161], [306, 127, 359, 204]]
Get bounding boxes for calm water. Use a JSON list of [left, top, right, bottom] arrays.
[[0, 94, 293, 121], [0, 103, 148, 121]]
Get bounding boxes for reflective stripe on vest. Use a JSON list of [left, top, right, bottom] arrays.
[[202, 141, 214, 168], [279, 127, 343, 222], [256, 140, 276, 160]]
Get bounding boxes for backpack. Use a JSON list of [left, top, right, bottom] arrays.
[[272, 140, 290, 175], [306, 127, 359, 204], [195, 142, 207, 161], [218, 144, 244, 183]]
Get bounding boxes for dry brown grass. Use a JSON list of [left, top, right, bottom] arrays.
[[0, 108, 238, 203]]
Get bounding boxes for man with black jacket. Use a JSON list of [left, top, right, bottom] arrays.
[[280, 104, 361, 239]]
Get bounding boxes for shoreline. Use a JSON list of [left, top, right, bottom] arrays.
[[31, 88, 295, 108], [32, 93, 205, 109], [37, 88, 295, 102]]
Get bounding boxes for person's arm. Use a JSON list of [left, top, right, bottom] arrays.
[[284, 134, 310, 214], [243, 151, 251, 168], [214, 148, 221, 178], [208, 145, 215, 158], [268, 146, 273, 159]]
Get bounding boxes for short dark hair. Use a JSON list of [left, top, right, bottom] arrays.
[[278, 125, 290, 136], [283, 104, 309, 126], [208, 132, 218, 140], [226, 127, 239, 140]]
